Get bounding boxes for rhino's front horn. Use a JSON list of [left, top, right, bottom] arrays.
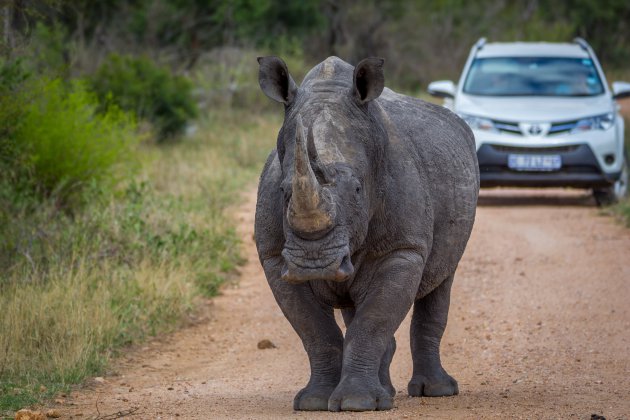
[[288, 115, 335, 235]]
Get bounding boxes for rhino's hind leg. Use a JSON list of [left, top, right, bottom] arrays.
[[408, 273, 459, 397], [341, 308, 397, 397]]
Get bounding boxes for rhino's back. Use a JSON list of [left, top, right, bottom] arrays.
[[373, 88, 479, 295], [376, 88, 477, 170]]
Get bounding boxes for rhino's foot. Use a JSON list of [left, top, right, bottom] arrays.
[[382, 381, 396, 398], [328, 376, 393, 412], [293, 383, 337, 411], [408, 372, 459, 397]]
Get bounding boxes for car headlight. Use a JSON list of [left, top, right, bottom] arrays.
[[457, 113, 497, 132], [571, 113, 615, 133]]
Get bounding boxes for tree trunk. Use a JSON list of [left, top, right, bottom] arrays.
[[2, 2, 11, 57]]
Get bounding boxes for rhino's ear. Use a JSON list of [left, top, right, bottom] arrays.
[[257, 56, 298, 105], [352, 57, 385, 104]]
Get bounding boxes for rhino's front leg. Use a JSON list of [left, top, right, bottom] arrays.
[[329, 250, 424, 412], [262, 257, 344, 411], [341, 308, 396, 398]]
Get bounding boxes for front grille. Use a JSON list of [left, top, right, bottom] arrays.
[[485, 118, 581, 136], [491, 119, 522, 135], [490, 145, 580, 154], [548, 120, 579, 136]]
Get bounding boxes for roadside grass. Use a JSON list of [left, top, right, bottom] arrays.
[[610, 199, 630, 227], [0, 110, 279, 416]]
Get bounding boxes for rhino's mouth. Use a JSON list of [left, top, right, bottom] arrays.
[[280, 242, 354, 283]]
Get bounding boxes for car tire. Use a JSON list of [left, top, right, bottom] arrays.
[[593, 152, 629, 206]]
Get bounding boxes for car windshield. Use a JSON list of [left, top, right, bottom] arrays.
[[463, 57, 605, 97]]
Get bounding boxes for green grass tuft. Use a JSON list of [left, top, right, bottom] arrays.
[[610, 198, 630, 227]]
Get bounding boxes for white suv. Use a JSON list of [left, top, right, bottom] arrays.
[[428, 38, 630, 205]]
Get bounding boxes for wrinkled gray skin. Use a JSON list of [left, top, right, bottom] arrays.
[[254, 56, 479, 412]]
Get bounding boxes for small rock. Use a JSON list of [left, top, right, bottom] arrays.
[[94, 377, 105, 384], [15, 409, 45, 420], [257, 339, 277, 350], [39, 385, 47, 393], [53, 399, 64, 405], [46, 409, 61, 418], [167, 387, 174, 390]]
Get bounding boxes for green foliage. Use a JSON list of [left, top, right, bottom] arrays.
[[91, 54, 198, 141], [26, 22, 70, 77], [3, 77, 138, 207], [221, 0, 325, 47], [537, 0, 630, 65]]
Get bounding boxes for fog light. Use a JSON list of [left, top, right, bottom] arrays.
[[604, 154, 615, 165]]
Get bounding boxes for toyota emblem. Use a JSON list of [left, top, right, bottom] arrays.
[[529, 124, 542, 135]]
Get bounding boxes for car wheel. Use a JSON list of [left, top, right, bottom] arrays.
[[593, 153, 629, 206]]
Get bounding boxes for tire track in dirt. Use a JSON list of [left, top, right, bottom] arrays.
[[60, 187, 630, 419]]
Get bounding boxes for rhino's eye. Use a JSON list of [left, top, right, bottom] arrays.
[[355, 186, 361, 194]]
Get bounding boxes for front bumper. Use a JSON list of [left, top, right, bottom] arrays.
[[477, 143, 621, 188]]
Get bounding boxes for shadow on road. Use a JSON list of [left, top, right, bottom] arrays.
[[477, 188, 596, 207]]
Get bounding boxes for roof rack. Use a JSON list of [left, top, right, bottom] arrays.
[[573, 37, 591, 51], [475, 37, 487, 50]]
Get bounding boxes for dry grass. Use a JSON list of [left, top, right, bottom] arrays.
[[0, 260, 195, 381]]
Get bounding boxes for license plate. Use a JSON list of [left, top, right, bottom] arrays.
[[507, 154, 562, 171]]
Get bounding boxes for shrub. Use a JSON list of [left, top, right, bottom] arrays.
[[5, 78, 138, 207], [91, 54, 198, 141]]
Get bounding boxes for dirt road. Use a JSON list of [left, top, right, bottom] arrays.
[[61, 187, 630, 419]]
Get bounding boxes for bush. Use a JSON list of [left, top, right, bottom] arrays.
[[91, 54, 198, 141], [3, 77, 138, 207]]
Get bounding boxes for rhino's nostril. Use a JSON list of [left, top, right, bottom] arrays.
[[334, 255, 354, 281]]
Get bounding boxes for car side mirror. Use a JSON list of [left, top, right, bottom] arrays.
[[612, 81, 630, 100], [428, 80, 456, 99]]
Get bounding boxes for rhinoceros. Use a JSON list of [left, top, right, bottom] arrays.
[[254, 56, 479, 412]]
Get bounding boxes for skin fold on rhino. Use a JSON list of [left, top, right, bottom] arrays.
[[254, 55, 480, 412]]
